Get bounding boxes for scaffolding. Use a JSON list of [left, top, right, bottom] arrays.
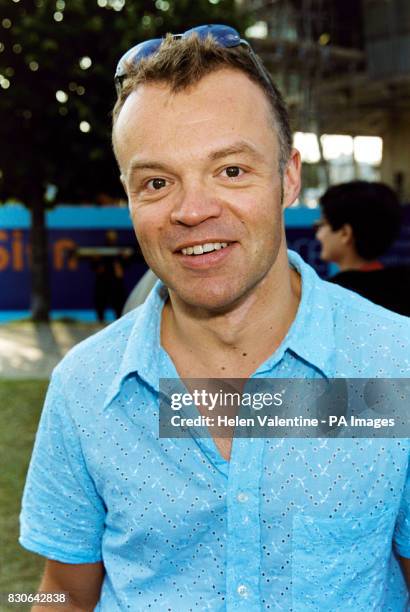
[[242, 0, 410, 198]]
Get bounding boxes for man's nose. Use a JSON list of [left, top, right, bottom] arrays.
[[170, 182, 223, 226]]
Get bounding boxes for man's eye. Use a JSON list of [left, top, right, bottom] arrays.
[[146, 178, 168, 191], [221, 166, 244, 178]]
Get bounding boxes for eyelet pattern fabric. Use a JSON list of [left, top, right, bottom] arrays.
[[20, 251, 410, 611]]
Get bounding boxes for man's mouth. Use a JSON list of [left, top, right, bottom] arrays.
[[180, 242, 230, 256]]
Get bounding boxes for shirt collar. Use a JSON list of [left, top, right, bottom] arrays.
[[103, 281, 168, 409], [103, 249, 335, 410], [278, 249, 335, 378]]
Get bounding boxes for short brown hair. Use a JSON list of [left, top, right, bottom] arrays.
[[112, 33, 292, 174]]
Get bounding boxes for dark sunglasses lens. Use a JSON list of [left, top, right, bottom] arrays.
[[115, 25, 243, 89], [133, 38, 163, 61], [115, 38, 163, 78], [182, 24, 241, 47]]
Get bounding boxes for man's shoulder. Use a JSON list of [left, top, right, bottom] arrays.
[[295, 252, 409, 340]]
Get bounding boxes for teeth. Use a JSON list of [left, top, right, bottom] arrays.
[[181, 242, 230, 256]]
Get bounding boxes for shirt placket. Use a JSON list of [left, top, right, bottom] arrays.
[[226, 436, 265, 611]]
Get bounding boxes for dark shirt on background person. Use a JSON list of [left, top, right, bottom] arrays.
[[315, 181, 410, 316], [330, 265, 410, 316], [91, 230, 127, 322]]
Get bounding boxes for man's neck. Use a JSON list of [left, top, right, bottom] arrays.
[[337, 250, 372, 272], [161, 257, 302, 379]]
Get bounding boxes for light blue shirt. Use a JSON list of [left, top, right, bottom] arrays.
[[20, 250, 410, 611]]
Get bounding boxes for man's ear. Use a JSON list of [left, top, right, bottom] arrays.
[[339, 223, 354, 245], [282, 148, 302, 209]]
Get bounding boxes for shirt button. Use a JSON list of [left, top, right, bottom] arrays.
[[237, 492, 249, 503], [237, 584, 248, 597]]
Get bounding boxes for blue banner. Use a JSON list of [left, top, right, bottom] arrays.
[[1, 205, 408, 311]]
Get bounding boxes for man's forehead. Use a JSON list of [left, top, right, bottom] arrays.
[[121, 66, 266, 106], [113, 68, 276, 168], [115, 68, 273, 133]]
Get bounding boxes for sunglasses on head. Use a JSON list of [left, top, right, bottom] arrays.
[[114, 23, 273, 96]]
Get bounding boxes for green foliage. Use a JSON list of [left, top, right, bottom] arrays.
[[0, 380, 48, 600], [0, 0, 251, 206]]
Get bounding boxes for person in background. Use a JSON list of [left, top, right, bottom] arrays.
[[316, 180, 410, 316], [92, 230, 128, 321]]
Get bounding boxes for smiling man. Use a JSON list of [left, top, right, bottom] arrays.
[[20, 25, 410, 611]]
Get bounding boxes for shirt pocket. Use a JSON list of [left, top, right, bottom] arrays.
[[291, 507, 396, 611]]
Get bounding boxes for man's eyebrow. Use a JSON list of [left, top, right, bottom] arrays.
[[127, 160, 172, 181], [208, 141, 264, 162], [126, 141, 264, 180]]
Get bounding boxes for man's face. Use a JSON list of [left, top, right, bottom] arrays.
[[315, 218, 346, 263], [114, 68, 300, 311]]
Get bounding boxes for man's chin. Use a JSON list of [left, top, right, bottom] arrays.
[[169, 284, 245, 314]]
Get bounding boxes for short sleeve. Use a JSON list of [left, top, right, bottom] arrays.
[[19, 368, 105, 563], [394, 451, 410, 558]]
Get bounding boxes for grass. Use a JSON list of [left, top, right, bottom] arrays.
[[1, 320, 103, 328], [0, 380, 48, 610]]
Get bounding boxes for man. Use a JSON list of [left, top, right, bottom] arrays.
[[315, 180, 410, 316], [20, 25, 410, 611], [89, 230, 128, 322]]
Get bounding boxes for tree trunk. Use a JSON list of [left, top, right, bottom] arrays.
[[30, 197, 50, 321]]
